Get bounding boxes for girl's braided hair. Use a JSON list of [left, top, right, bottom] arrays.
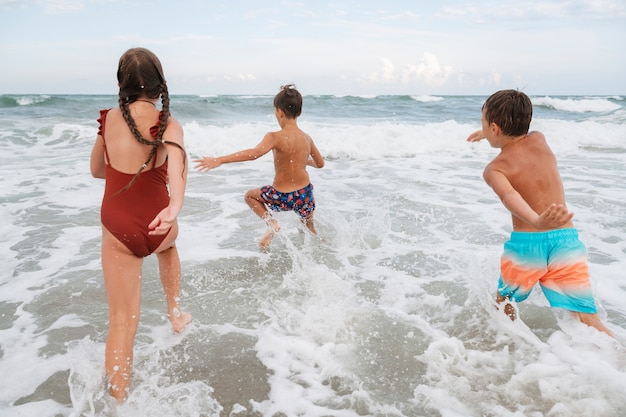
[[115, 47, 185, 193]]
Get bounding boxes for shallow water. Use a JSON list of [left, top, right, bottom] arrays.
[[1, 94, 625, 416]]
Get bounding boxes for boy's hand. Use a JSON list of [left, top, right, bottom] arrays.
[[536, 204, 574, 229], [194, 157, 221, 172], [467, 130, 485, 143]]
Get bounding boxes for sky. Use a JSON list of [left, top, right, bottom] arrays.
[[0, 0, 625, 96]]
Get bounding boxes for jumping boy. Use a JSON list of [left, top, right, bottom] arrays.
[[467, 89, 612, 337], [194, 84, 324, 249]]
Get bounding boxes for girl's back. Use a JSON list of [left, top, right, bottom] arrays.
[[103, 103, 167, 173]]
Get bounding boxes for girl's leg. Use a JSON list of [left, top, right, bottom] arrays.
[[155, 240, 192, 332], [101, 228, 143, 401]]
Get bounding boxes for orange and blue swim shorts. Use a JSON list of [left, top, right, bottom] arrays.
[[498, 228, 597, 313]]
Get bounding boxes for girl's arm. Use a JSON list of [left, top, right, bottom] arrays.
[[90, 135, 106, 179], [149, 119, 187, 235]]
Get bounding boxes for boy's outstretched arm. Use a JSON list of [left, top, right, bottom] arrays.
[[467, 129, 485, 143], [194, 133, 275, 172]]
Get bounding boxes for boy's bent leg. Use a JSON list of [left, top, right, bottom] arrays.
[[101, 229, 143, 401], [245, 188, 273, 220], [245, 188, 280, 248], [155, 244, 191, 333], [259, 212, 280, 249]]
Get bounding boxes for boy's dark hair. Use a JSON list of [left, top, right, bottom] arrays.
[[483, 89, 532, 136], [274, 84, 302, 119]]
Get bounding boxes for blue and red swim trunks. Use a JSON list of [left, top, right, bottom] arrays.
[[259, 183, 316, 219]]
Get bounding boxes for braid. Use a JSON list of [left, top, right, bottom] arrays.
[[159, 84, 187, 174], [113, 47, 186, 195], [155, 83, 170, 142], [115, 96, 160, 194]]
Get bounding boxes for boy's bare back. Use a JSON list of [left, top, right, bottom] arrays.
[[268, 125, 319, 192], [483, 131, 574, 232]]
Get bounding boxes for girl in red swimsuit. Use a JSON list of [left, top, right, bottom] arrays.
[[90, 47, 192, 402]]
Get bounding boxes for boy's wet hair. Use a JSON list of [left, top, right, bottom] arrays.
[[274, 84, 302, 119], [483, 89, 532, 136]]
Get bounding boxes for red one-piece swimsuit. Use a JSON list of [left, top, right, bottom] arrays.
[[97, 109, 170, 257]]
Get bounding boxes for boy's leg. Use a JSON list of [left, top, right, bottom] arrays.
[[575, 312, 613, 337], [101, 229, 143, 401], [245, 188, 280, 248], [155, 244, 192, 333], [540, 231, 613, 337], [302, 212, 317, 235]]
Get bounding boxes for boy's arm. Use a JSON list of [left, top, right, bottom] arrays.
[[307, 139, 325, 169], [194, 133, 274, 172], [467, 129, 485, 143], [485, 168, 573, 229]]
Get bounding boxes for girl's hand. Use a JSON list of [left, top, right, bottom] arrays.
[[148, 207, 176, 235]]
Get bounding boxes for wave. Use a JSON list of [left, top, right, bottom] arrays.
[[184, 117, 626, 163], [0, 94, 54, 108], [533, 96, 621, 113], [411, 95, 444, 103]]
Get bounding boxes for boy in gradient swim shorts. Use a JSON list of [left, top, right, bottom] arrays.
[[195, 84, 324, 249], [467, 90, 612, 337]]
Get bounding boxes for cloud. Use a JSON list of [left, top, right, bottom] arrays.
[[238, 73, 256, 81], [43, 0, 84, 13], [587, 0, 626, 15], [401, 52, 452, 86], [366, 58, 396, 83], [490, 70, 502, 85], [362, 54, 453, 88], [479, 70, 503, 87]]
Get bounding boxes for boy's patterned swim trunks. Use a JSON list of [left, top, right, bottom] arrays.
[[259, 183, 315, 219], [498, 228, 597, 314]]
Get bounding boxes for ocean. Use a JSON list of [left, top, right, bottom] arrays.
[[1, 93, 625, 417]]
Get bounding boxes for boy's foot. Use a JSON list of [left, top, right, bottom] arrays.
[[503, 302, 516, 321], [169, 307, 192, 333], [259, 230, 275, 249], [495, 294, 516, 321], [259, 218, 280, 249]]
